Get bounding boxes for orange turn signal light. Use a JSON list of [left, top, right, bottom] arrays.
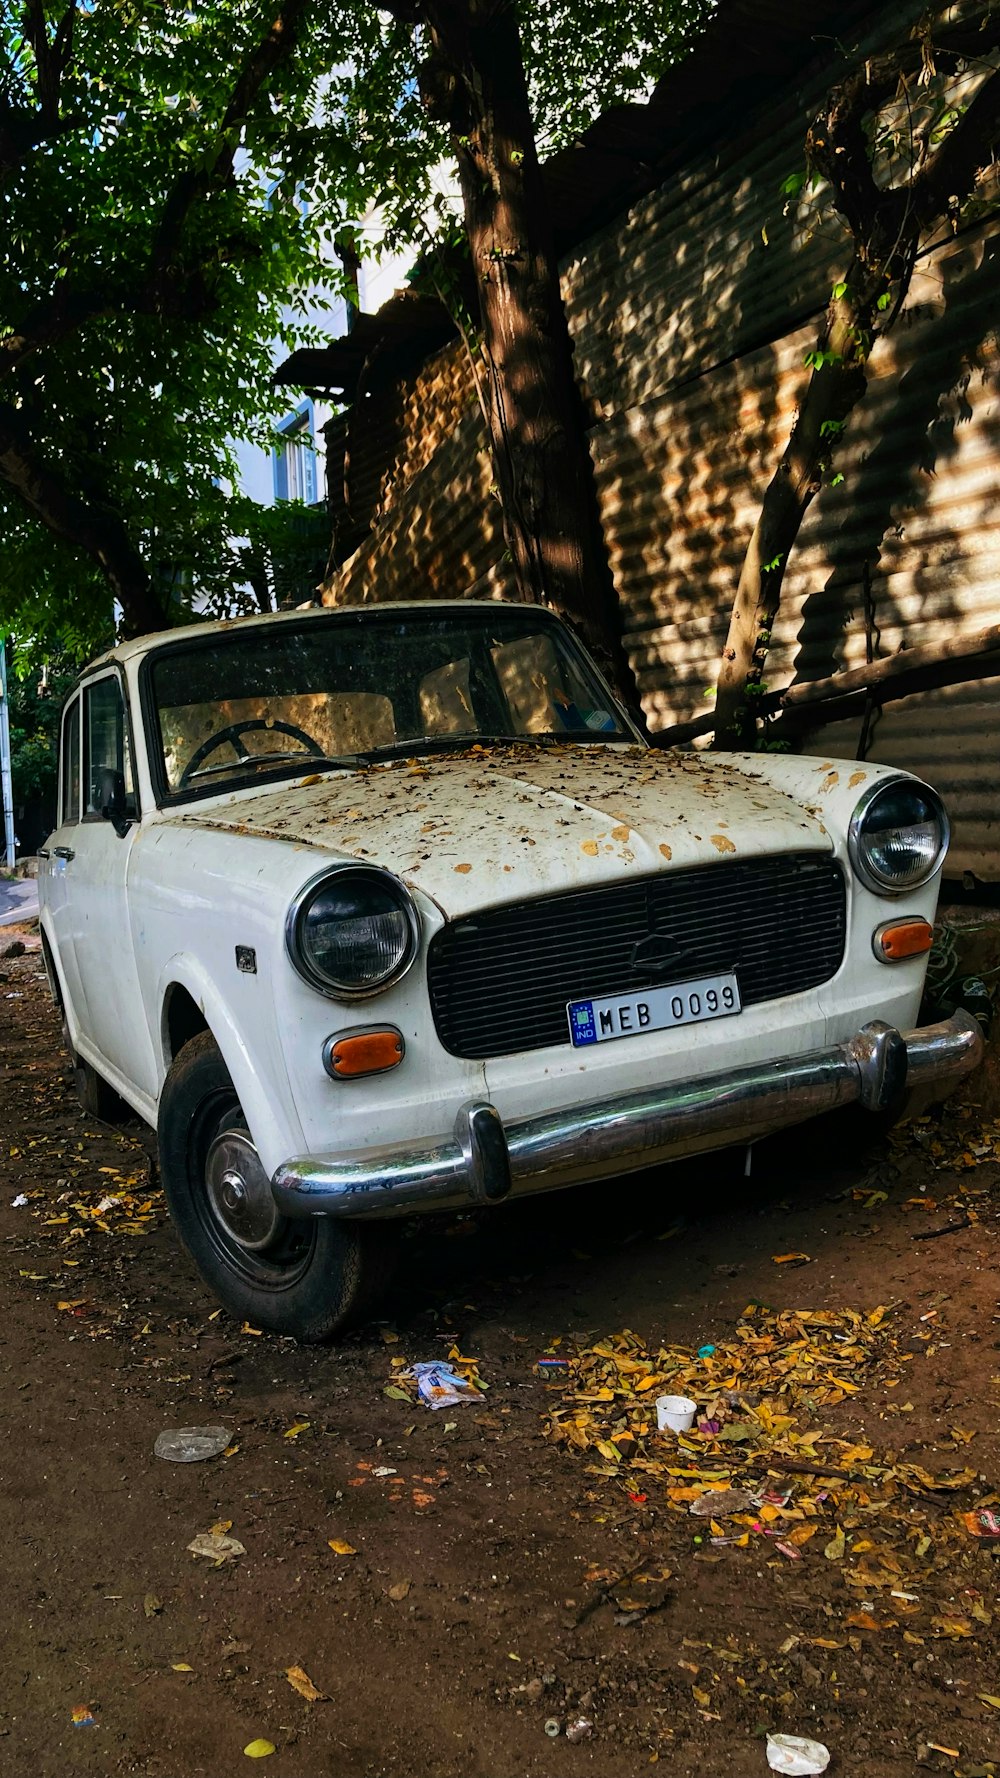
[[872, 917, 934, 963], [323, 1027, 405, 1080]]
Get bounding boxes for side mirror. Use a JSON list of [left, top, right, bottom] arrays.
[[98, 768, 132, 839]]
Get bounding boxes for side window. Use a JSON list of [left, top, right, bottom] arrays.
[[492, 633, 618, 735], [83, 677, 134, 817], [60, 697, 81, 826]]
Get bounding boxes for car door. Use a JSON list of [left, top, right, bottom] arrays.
[[62, 670, 158, 1102]]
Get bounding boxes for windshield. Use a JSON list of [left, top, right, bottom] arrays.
[[147, 606, 634, 798]]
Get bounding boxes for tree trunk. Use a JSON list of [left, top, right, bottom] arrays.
[[712, 30, 1000, 752], [0, 405, 167, 637], [712, 295, 868, 749], [418, 0, 641, 715]]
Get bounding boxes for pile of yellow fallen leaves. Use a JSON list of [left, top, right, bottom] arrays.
[[13, 1151, 163, 1323], [544, 1307, 994, 1639], [21, 1162, 162, 1244], [546, 1305, 904, 1496]]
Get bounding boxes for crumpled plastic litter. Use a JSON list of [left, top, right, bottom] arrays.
[[766, 1732, 831, 1775], [689, 1488, 755, 1517], [411, 1361, 480, 1409], [155, 1425, 232, 1463]]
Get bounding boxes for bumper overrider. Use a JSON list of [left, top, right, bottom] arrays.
[[270, 1012, 983, 1222]]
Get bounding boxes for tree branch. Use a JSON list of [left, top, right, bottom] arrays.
[[912, 64, 1000, 224], [806, 54, 918, 267], [713, 8, 1000, 751], [147, 0, 312, 289], [1, 0, 310, 379], [653, 621, 1000, 748], [0, 2, 79, 184], [0, 402, 167, 636], [808, 11, 1000, 259], [22, 0, 74, 125]]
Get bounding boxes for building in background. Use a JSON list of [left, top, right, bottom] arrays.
[[231, 230, 414, 577]]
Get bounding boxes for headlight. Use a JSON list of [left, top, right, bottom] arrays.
[[286, 865, 419, 998], [848, 776, 949, 895]]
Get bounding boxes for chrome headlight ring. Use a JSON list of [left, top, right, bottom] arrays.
[[848, 774, 950, 897], [285, 863, 420, 1000]]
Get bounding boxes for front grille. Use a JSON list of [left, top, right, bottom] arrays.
[[427, 853, 846, 1059]]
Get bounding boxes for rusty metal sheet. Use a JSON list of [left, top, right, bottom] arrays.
[[805, 681, 1000, 883]]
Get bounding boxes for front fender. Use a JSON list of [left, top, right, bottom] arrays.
[[155, 954, 304, 1175]]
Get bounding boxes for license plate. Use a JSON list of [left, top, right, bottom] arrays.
[[567, 973, 741, 1047]]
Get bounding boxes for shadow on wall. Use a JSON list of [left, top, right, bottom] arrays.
[[324, 403, 516, 609], [583, 216, 1000, 738], [313, 0, 1000, 857], [795, 227, 1000, 686]]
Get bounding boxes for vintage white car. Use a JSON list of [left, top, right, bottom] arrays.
[[39, 601, 980, 1339]]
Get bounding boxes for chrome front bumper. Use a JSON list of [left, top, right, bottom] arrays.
[[270, 1011, 983, 1222]]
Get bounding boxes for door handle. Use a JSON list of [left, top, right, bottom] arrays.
[[54, 845, 75, 862], [37, 848, 50, 859]]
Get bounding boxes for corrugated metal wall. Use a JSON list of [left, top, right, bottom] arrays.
[[594, 225, 1000, 704], [325, 0, 1000, 877], [326, 404, 516, 606]]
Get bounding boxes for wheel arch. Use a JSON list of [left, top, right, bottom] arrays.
[[155, 955, 302, 1177], [163, 982, 209, 1064]]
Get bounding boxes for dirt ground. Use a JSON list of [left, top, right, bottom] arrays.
[[2, 924, 999, 1778]]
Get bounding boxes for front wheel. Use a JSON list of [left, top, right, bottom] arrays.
[[157, 1031, 394, 1341]]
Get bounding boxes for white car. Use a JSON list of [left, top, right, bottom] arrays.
[[39, 601, 980, 1340]]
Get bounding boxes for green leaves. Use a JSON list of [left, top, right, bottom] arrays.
[[5, 652, 83, 807], [802, 347, 843, 372], [0, 0, 712, 648], [0, 0, 353, 644]]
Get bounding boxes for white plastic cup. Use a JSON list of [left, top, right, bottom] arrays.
[[656, 1394, 697, 1434]]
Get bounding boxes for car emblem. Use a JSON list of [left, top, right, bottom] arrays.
[[630, 932, 686, 975]]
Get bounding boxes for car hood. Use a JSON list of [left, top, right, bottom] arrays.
[[170, 743, 839, 917]]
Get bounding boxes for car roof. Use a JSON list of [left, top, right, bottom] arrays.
[[82, 599, 536, 676]]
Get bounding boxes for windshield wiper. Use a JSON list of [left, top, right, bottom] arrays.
[[352, 733, 527, 765], [353, 731, 633, 764]]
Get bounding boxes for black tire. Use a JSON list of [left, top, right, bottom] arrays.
[[60, 1013, 130, 1123], [73, 1051, 131, 1122], [43, 934, 128, 1123], [157, 1031, 395, 1341]]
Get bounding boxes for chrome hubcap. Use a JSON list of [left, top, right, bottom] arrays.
[[205, 1128, 281, 1252]]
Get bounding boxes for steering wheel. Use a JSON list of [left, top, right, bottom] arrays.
[[178, 718, 324, 788]]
